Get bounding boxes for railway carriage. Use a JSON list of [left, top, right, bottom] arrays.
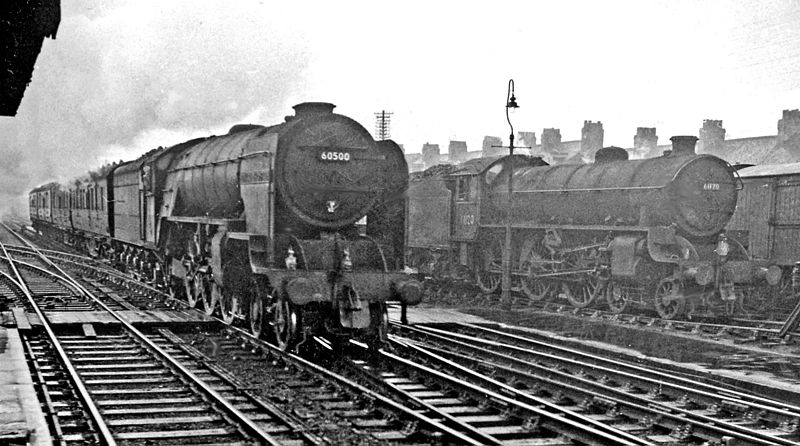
[[726, 163, 800, 313], [728, 163, 800, 267]]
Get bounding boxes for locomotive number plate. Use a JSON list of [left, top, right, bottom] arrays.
[[319, 150, 352, 162], [702, 182, 720, 191]]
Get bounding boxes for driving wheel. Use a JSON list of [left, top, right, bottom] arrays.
[[521, 274, 552, 303], [654, 278, 685, 319], [565, 278, 600, 308]]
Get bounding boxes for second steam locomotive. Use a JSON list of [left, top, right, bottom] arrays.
[[407, 136, 782, 319], [30, 102, 423, 350]]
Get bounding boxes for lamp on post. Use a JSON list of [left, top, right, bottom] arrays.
[[501, 79, 519, 308]]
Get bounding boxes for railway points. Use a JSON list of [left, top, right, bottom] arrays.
[[4, 221, 800, 444]]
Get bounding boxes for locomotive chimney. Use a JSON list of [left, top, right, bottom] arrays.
[[670, 135, 698, 156], [293, 102, 336, 117], [594, 146, 629, 163]]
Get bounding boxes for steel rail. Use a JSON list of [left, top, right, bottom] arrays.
[[8, 227, 494, 444], [220, 326, 484, 445], [450, 322, 800, 414], [399, 326, 798, 446], [0, 255, 86, 297], [0, 241, 117, 445], [2, 223, 284, 445], [382, 336, 653, 446]]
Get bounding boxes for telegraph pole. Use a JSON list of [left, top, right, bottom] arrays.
[[374, 110, 393, 141]]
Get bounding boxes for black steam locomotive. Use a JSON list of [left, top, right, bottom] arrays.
[[29, 102, 422, 350], [407, 136, 782, 319]]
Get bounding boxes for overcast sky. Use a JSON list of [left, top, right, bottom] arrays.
[[2, 0, 800, 214]]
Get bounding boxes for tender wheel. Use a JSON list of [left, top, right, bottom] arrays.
[[273, 292, 301, 351], [220, 287, 239, 325], [654, 278, 685, 319], [606, 281, 628, 314]]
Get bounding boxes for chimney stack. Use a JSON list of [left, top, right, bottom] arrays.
[[778, 109, 800, 142], [670, 136, 698, 156], [448, 140, 468, 163], [633, 127, 658, 158], [421, 142, 440, 168], [699, 119, 725, 155], [581, 121, 604, 160]]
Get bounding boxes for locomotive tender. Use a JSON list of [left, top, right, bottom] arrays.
[[30, 102, 423, 349], [407, 136, 781, 319]]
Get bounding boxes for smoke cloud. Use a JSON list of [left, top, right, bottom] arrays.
[[0, 0, 310, 217]]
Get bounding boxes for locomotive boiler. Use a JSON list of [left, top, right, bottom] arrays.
[[158, 102, 421, 349], [407, 137, 780, 319], [31, 102, 422, 350]]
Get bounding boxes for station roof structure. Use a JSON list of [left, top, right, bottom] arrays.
[[1, 0, 61, 116]]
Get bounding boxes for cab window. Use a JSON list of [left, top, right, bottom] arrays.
[[457, 176, 472, 201]]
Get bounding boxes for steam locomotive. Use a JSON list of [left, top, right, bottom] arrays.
[[29, 102, 423, 350], [407, 136, 782, 319]]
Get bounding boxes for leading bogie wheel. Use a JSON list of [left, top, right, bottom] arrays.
[[183, 268, 197, 307], [273, 292, 301, 351], [191, 272, 206, 310], [475, 239, 502, 293], [606, 281, 628, 314], [476, 270, 500, 294], [168, 275, 185, 302], [248, 278, 271, 339], [654, 278, 686, 319], [367, 302, 389, 351], [220, 287, 239, 325], [202, 279, 220, 316], [249, 291, 266, 339]]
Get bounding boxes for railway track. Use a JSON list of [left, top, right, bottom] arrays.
[[422, 276, 800, 342], [326, 341, 652, 445], [392, 321, 800, 446], [1, 240, 312, 444], [11, 219, 800, 444], [0, 227, 484, 444]]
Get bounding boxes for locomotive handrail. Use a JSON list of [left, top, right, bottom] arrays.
[[288, 235, 309, 272], [168, 150, 272, 173], [728, 161, 745, 190], [509, 185, 665, 193]]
